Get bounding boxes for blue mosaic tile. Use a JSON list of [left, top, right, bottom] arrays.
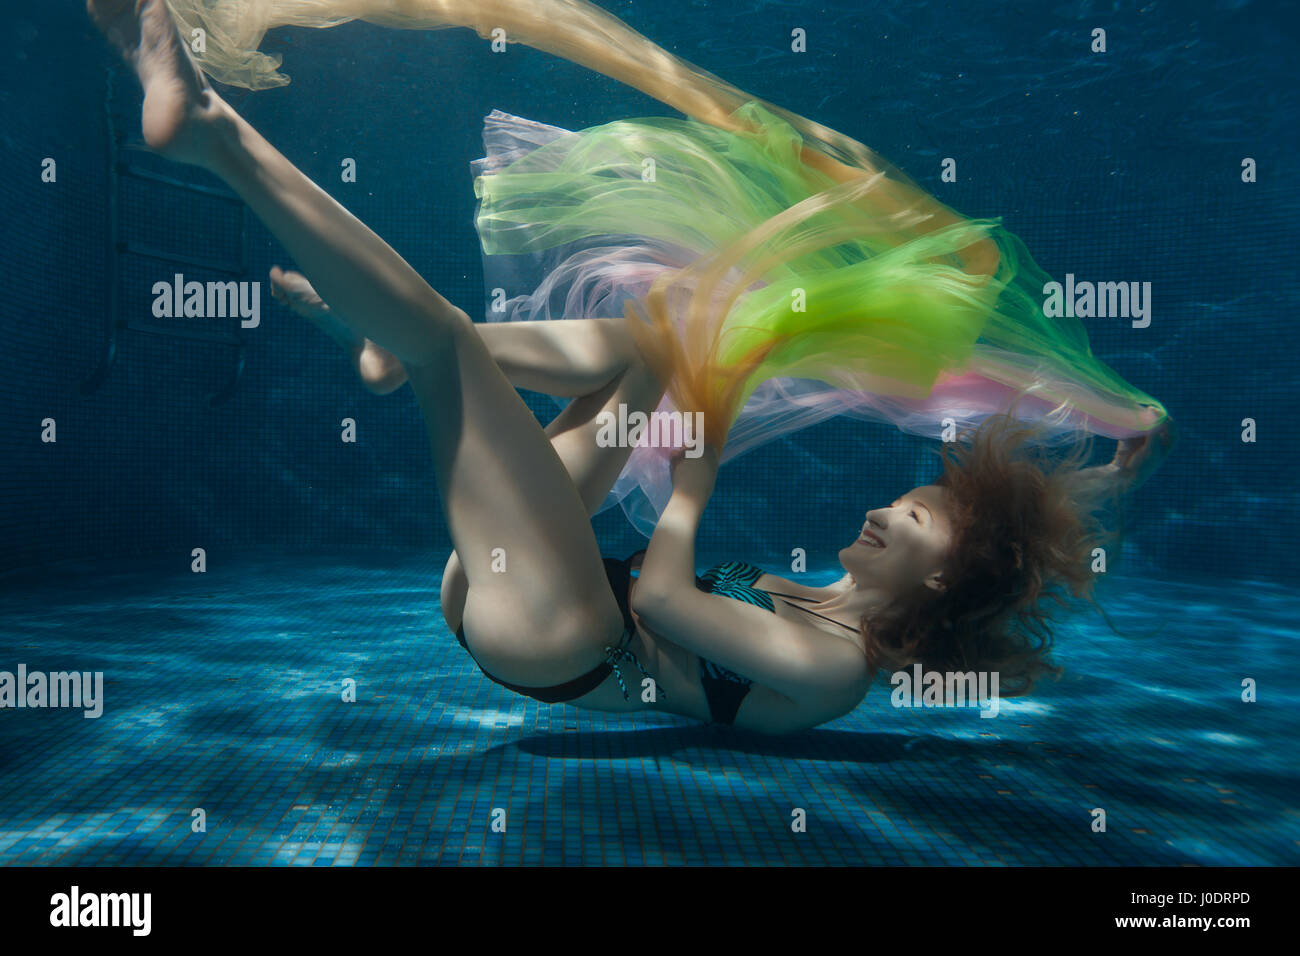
[[0, 551, 1295, 865]]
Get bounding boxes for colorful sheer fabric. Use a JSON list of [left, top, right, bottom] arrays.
[[472, 105, 1165, 534], [163, 0, 1168, 537]]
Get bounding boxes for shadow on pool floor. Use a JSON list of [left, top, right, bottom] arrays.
[[0, 549, 1295, 865]]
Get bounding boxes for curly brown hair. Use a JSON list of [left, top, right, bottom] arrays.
[[861, 412, 1122, 696]]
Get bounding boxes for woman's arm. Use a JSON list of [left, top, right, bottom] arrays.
[[632, 447, 720, 597], [633, 448, 869, 706]]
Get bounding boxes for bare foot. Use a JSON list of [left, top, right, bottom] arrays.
[[269, 265, 342, 328], [269, 266, 409, 395], [88, 0, 224, 164]]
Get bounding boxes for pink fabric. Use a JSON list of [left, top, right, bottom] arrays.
[[471, 110, 1154, 537]]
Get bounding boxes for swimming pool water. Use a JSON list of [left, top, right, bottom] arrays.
[[2, 0, 1297, 875], [0, 550, 1293, 866]]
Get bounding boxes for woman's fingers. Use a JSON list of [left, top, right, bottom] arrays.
[[1112, 436, 1146, 471], [1113, 416, 1177, 490]]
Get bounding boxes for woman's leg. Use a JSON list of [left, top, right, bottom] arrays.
[[269, 264, 644, 398], [265, 273, 666, 633], [175, 0, 998, 274], [91, 0, 633, 684], [440, 357, 665, 634], [269, 265, 410, 395]]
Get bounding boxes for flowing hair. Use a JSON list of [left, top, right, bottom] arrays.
[[860, 411, 1122, 695]]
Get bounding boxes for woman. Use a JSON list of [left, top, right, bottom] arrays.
[[90, 0, 1173, 733], [155, 0, 1173, 531]]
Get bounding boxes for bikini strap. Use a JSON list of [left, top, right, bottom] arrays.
[[765, 591, 861, 633], [603, 627, 666, 702]]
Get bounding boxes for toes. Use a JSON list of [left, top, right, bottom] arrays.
[[268, 266, 300, 302], [269, 265, 307, 292]]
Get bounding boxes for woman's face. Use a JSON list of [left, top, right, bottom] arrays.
[[838, 484, 955, 595]]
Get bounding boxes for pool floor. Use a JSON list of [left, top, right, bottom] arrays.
[[0, 549, 1295, 865]]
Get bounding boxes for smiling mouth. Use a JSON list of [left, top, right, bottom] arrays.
[[858, 529, 885, 548]]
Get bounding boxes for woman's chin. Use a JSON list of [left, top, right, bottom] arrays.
[[838, 545, 865, 574], [839, 543, 884, 584]]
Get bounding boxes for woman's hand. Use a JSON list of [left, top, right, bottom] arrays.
[[1111, 415, 1178, 490], [669, 442, 722, 503]]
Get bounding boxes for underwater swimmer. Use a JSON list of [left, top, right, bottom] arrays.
[[90, 0, 1173, 733]]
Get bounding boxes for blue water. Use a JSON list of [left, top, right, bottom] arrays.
[[1, 1, 1297, 867], [0, 552, 1294, 865]]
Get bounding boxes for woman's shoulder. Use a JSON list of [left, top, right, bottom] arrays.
[[751, 567, 835, 600]]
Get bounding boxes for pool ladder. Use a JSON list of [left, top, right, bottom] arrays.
[[80, 66, 250, 406]]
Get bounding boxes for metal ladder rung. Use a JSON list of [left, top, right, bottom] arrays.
[[82, 66, 250, 407], [120, 241, 244, 275], [125, 319, 243, 347], [118, 159, 242, 203]]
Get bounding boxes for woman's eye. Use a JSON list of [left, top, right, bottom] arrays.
[[910, 510, 919, 521]]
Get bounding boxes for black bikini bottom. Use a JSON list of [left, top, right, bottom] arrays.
[[455, 551, 751, 723], [454, 555, 638, 704]]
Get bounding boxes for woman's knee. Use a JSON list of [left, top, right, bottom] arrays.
[[404, 305, 477, 369]]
